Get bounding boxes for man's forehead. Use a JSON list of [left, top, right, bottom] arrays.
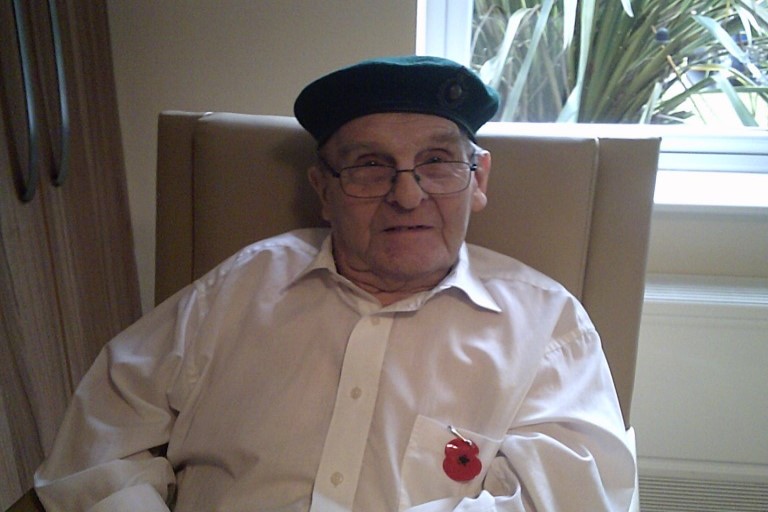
[[327, 113, 467, 154]]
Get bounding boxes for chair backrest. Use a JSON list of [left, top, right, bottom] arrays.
[[155, 111, 659, 427]]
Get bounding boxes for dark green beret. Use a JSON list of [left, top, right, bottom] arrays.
[[294, 55, 499, 146]]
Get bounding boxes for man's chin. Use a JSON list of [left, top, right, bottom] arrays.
[[373, 255, 454, 286]]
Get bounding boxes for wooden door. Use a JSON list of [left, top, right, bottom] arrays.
[[0, 1, 141, 506]]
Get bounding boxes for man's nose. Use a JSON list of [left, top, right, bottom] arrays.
[[386, 170, 427, 209]]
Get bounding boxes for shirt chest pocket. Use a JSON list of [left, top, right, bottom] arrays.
[[398, 414, 503, 511]]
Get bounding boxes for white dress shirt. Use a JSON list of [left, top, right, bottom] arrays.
[[35, 228, 635, 511]]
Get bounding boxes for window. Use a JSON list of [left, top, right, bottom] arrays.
[[417, 0, 768, 209]]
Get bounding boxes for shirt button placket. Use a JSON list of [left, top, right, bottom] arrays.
[[309, 313, 393, 512]]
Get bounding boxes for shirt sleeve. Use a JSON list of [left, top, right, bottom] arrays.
[[404, 326, 636, 512], [33, 285, 201, 512]]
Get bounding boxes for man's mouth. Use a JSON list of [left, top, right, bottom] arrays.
[[384, 225, 430, 232]]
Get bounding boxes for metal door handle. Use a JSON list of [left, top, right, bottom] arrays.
[[48, 0, 69, 187], [12, 0, 41, 202], [11, 0, 70, 202]]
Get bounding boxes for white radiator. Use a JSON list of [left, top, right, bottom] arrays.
[[639, 473, 768, 511], [632, 275, 768, 511]]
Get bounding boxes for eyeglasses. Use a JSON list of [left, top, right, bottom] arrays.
[[318, 156, 477, 199]]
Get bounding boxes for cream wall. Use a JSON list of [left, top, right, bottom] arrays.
[[107, 0, 418, 310], [646, 209, 768, 278]]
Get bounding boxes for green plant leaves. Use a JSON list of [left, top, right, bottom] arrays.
[[472, 0, 768, 125], [501, 0, 557, 119], [478, 8, 534, 89]]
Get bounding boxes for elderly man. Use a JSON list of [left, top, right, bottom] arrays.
[[35, 56, 635, 511]]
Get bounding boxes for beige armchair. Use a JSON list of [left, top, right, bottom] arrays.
[[155, 111, 659, 432], [154, 112, 657, 511]]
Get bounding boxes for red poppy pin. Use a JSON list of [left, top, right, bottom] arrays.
[[442, 425, 482, 482]]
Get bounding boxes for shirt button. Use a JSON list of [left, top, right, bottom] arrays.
[[350, 387, 362, 399], [331, 472, 344, 487], [370, 316, 380, 326]]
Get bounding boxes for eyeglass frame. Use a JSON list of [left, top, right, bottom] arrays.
[[316, 154, 478, 199]]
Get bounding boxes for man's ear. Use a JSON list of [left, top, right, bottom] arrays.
[[308, 164, 332, 222], [470, 150, 491, 212]]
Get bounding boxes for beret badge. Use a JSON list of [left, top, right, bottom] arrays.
[[439, 74, 469, 109]]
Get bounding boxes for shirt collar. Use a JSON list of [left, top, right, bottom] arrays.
[[437, 244, 502, 313], [292, 234, 502, 313], [292, 233, 338, 282]]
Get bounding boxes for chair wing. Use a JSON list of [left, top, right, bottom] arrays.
[[155, 111, 659, 428]]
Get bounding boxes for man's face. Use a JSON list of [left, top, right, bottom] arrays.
[[309, 113, 491, 294]]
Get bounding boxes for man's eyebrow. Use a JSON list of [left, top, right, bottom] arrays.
[[422, 131, 474, 155], [426, 130, 466, 145], [334, 142, 378, 159]]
